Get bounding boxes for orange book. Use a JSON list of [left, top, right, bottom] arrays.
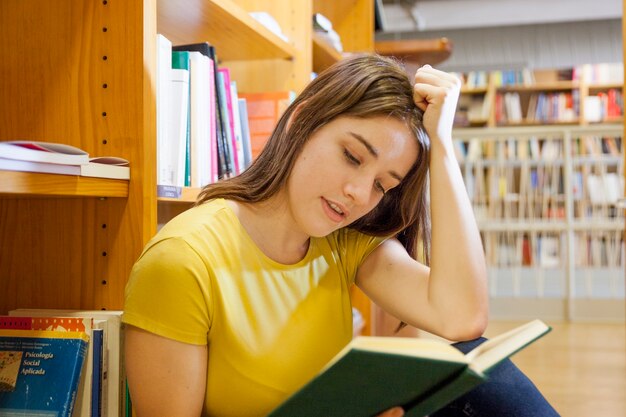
[[238, 91, 293, 159]]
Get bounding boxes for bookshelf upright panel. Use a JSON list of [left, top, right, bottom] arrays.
[[0, 0, 156, 313]]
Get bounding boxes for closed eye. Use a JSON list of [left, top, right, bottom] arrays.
[[374, 180, 386, 195], [343, 149, 361, 166]]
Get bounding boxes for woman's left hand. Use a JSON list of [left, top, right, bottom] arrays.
[[412, 65, 461, 142], [376, 406, 405, 417]]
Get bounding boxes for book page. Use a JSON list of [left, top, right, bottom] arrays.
[[466, 319, 550, 373], [324, 336, 467, 372]]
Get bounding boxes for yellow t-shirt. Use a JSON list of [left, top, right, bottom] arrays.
[[123, 198, 383, 417]]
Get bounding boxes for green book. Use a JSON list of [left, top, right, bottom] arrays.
[[267, 319, 551, 417], [171, 50, 191, 187]]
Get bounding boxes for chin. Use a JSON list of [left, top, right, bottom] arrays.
[[306, 223, 343, 238]]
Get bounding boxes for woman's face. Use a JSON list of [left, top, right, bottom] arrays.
[[285, 115, 419, 238]]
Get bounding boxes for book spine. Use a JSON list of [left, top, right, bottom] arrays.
[[91, 328, 104, 417], [172, 51, 192, 187], [218, 68, 240, 175], [216, 69, 235, 178], [404, 369, 484, 417]]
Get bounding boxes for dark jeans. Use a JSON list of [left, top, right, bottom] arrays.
[[430, 338, 561, 417]]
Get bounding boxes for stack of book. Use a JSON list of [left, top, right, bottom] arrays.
[[156, 34, 294, 198], [0, 141, 130, 180], [0, 310, 126, 417]]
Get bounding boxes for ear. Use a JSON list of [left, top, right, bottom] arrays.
[[285, 100, 307, 132]]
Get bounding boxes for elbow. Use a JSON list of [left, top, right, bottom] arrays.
[[440, 304, 489, 342], [463, 312, 488, 341]]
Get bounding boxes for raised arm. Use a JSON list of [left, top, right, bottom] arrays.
[[356, 66, 488, 341], [125, 325, 208, 417]]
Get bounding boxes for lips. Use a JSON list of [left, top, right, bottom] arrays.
[[322, 198, 349, 223]]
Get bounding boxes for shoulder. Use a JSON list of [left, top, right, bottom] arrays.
[[146, 198, 236, 249], [320, 228, 388, 270]]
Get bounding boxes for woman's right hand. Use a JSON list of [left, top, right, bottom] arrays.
[[377, 406, 405, 417]]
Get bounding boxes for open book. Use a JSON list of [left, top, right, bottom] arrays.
[[267, 320, 551, 417]]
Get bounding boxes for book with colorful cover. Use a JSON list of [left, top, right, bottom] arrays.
[[0, 329, 88, 417], [10, 310, 124, 417], [0, 315, 107, 417]]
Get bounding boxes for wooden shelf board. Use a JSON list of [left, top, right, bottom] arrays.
[[157, 187, 201, 203], [157, 0, 296, 61], [461, 87, 489, 94], [588, 82, 623, 90], [374, 38, 452, 65], [477, 221, 567, 232], [497, 81, 578, 92], [0, 171, 128, 198], [496, 120, 580, 127], [312, 32, 344, 73]]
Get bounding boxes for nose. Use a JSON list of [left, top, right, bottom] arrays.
[[343, 174, 374, 206]]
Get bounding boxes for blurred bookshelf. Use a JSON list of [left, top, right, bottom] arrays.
[[453, 124, 625, 321]]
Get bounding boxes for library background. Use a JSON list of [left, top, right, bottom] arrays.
[[0, 0, 624, 416]]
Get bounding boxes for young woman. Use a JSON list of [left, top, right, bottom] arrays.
[[123, 55, 558, 417]]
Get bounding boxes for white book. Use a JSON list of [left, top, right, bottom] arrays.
[[156, 34, 173, 186], [169, 68, 190, 188], [238, 98, 252, 170], [81, 157, 130, 180], [188, 51, 213, 187], [0, 141, 89, 165], [10, 309, 124, 417]]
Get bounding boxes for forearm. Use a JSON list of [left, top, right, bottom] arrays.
[[428, 137, 488, 339]]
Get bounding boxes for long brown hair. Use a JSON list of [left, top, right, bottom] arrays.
[[196, 54, 431, 263]]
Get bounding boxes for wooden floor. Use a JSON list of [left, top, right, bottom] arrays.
[[485, 321, 626, 417]]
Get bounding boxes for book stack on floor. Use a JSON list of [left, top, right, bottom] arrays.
[[0, 310, 126, 417], [0, 141, 130, 180], [0, 316, 88, 416]]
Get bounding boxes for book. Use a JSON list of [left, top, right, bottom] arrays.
[[216, 68, 237, 176], [156, 33, 174, 187], [91, 328, 104, 417], [81, 157, 130, 180], [0, 156, 130, 180], [168, 67, 190, 188], [173, 42, 229, 180], [0, 315, 108, 417], [172, 51, 193, 187], [188, 51, 215, 187], [267, 320, 551, 417], [0, 141, 90, 165], [237, 98, 252, 170], [0, 329, 89, 417], [10, 310, 124, 417]]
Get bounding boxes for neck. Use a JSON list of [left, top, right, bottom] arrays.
[[227, 196, 310, 264]]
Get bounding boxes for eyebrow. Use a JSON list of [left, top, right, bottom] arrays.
[[349, 132, 405, 182]]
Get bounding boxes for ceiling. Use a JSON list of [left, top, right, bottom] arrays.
[[378, 0, 622, 34]]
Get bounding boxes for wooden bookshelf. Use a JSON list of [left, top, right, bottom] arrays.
[[312, 32, 344, 73], [157, 0, 297, 60], [453, 124, 624, 320], [374, 38, 453, 66], [0, 0, 377, 331], [455, 69, 623, 129]]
